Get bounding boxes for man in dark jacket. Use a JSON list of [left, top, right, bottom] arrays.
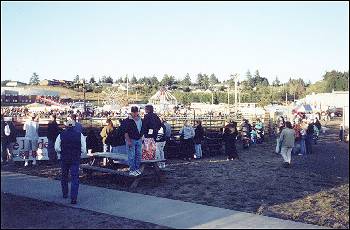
[[142, 105, 161, 139], [124, 107, 143, 176], [141, 105, 161, 160], [47, 114, 60, 164], [55, 119, 86, 204]]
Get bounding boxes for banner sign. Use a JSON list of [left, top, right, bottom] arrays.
[[12, 136, 88, 161], [12, 137, 49, 161]]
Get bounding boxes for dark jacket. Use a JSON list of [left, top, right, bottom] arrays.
[[194, 125, 204, 144], [107, 126, 126, 147], [125, 116, 143, 140], [223, 129, 238, 153], [47, 120, 60, 141], [306, 123, 314, 136], [60, 128, 81, 163], [142, 113, 161, 139], [86, 130, 100, 152]]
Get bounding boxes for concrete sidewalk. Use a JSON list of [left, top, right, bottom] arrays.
[[1, 171, 325, 229]]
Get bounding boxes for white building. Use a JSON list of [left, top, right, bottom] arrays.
[[296, 91, 349, 111]]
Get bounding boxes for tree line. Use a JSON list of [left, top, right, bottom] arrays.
[[3, 69, 347, 106]]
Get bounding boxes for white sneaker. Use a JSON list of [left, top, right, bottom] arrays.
[[136, 169, 142, 175], [129, 171, 137, 176], [24, 161, 29, 167]]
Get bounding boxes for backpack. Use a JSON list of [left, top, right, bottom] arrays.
[[4, 124, 11, 136]]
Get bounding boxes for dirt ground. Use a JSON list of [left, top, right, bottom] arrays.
[[1, 118, 349, 229]]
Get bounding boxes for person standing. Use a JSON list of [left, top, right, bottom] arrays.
[[279, 121, 295, 168], [193, 120, 204, 159], [110, 119, 127, 154], [142, 105, 161, 160], [305, 119, 314, 155], [179, 120, 195, 161], [23, 114, 39, 167], [275, 116, 285, 154], [155, 121, 167, 168], [162, 117, 172, 142], [292, 120, 302, 155], [100, 118, 114, 152], [55, 119, 86, 204], [223, 123, 239, 161], [47, 114, 60, 164], [125, 106, 143, 176], [1, 116, 17, 165], [86, 129, 100, 154]]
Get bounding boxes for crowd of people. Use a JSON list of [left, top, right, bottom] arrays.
[[1, 104, 345, 204], [274, 115, 324, 168]]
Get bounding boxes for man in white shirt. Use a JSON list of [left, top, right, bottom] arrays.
[[23, 114, 39, 166]]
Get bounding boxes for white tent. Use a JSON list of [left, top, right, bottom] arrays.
[[149, 88, 178, 106]]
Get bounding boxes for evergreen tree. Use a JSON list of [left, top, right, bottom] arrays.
[[29, 72, 40, 85], [181, 73, 192, 86], [209, 73, 219, 85]]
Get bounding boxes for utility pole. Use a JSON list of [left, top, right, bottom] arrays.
[[234, 74, 238, 112], [227, 87, 230, 106], [126, 74, 129, 100], [83, 78, 86, 117]]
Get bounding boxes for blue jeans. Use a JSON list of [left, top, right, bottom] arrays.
[[195, 144, 202, 158], [127, 139, 142, 171], [61, 161, 80, 201]]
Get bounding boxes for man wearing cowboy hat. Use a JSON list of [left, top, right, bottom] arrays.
[[55, 118, 86, 204]]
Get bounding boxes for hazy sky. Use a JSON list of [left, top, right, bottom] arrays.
[[2, 1, 349, 84]]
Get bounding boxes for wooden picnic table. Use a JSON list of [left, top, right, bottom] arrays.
[[81, 152, 167, 190]]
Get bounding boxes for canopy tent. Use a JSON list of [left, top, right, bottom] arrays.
[[293, 104, 313, 113], [149, 88, 178, 106]]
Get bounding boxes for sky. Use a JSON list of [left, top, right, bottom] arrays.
[[1, 1, 349, 84]]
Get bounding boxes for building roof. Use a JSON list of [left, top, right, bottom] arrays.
[[0, 87, 59, 97], [5, 81, 27, 87]]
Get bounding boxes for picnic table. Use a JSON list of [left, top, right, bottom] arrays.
[[81, 152, 167, 190]]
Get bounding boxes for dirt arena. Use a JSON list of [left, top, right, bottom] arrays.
[[1, 119, 348, 229]]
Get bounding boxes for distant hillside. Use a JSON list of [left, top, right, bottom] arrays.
[[22, 85, 146, 102]]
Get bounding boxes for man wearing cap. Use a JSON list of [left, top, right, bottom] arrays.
[[55, 119, 86, 204], [124, 106, 143, 176]]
